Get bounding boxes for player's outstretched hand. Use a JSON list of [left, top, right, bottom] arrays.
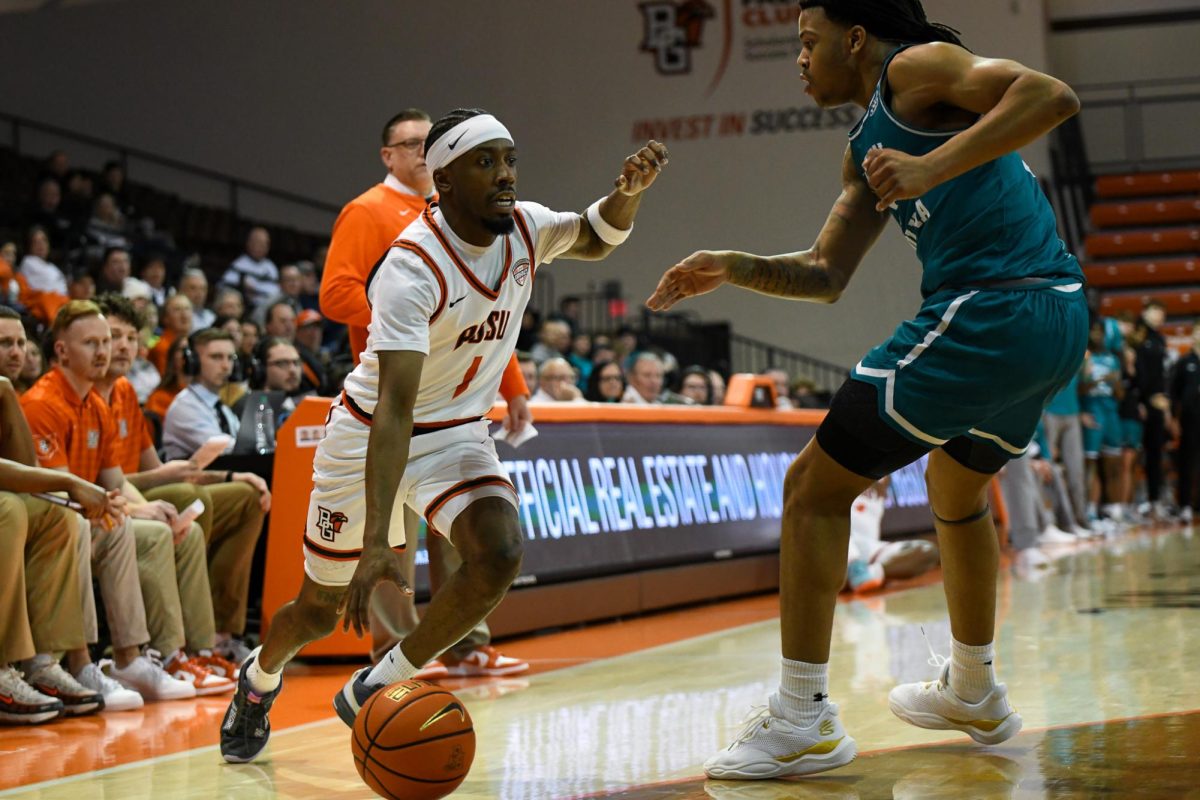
[[646, 250, 736, 311], [861, 147, 937, 212], [616, 140, 669, 196], [339, 543, 412, 638]]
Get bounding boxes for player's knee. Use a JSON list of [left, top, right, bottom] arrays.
[[782, 454, 861, 518]]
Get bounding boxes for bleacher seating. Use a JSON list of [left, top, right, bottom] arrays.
[[1085, 169, 1200, 332]]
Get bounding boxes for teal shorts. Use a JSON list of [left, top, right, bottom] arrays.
[[1120, 417, 1143, 450], [1083, 398, 1122, 457], [852, 283, 1089, 462]]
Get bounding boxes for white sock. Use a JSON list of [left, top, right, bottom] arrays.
[[948, 639, 996, 703], [775, 657, 829, 726], [366, 646, 418, 687], [244, 647, 281, 695]]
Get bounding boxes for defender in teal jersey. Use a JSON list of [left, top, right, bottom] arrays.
[[648, 0, 1086, 780]]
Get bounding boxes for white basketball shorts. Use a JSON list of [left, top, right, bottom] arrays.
[[302, 402, 517, 586]]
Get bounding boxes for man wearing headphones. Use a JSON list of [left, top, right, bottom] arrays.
[[233, 337, 308, 430], [161, 330, 241, 462]]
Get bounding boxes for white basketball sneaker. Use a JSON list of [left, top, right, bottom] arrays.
[[888, 662, 1022, 745], [704, 695, 857, 780]]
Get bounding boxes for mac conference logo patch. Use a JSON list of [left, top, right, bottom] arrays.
[[512, 258, 531, 286]]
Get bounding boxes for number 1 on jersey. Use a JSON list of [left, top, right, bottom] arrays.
[[453, 356, 483, 399]]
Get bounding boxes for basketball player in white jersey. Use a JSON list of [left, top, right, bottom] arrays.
[[220, 108, 668, 762]]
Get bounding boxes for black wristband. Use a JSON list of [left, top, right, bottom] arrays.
[[225, 470, 233, 483]]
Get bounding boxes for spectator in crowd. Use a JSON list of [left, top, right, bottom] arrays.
[[61, 170, 95, 227], [212, 287, 245, 321], [1118, 342, 1144, 518], [28, 179, 74, 249], [221, 227, 278, 309], [1, 240, 17, 268], [212, 315, 250, 409], [100, 161, 132, 216], [558, 295, 582, 336], [121, 272, 154, 315], [149, 294, 193, 376], [516, 308, 541, 352], [67, 269, 95, 301], [96, 294, 268, 668], [586, 360, 626, 403], [145, 336, 190, 420], [0, 308, 27, 385], [591, 340, 617, 366], [161, 329, 241, 461], [22, 301, 201, 703], [518, 351, 537, 390], [179, 269, 214, 332], [19, 226, 68, 296], [234, 337, 308, 428], [762, 368, 795, 410], [296, 261, 320, 312], [138, 255, 171, 308], [567, 332, 593, 391], [1171, 325, 1200, 523], [262, 299, 296, 341], [1042, 363, 1091, 534], [530, 357, 584, 403], [1135, 300, 1173, 519], [39, 150, 70, 190], [295, 308, 331, 381], [17, 340, 43, 394], [94, 247, 133, 296], [616, 326, 640, 370], [678, 366, 714, 405], [623, 352, 666, 404], [708, 369, 727, 406], [531, 319, 571, 365], [238, 319, 261, 364], [252, 264, 302, 326], [84, 194, 131, 258], [791, 378, 827, 409]]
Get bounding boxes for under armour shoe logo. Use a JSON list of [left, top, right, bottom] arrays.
[[819, 719, 835, 736], [813, 692, 829, 702]]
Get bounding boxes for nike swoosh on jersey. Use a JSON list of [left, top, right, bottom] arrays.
[[448, 295, 468, 308]]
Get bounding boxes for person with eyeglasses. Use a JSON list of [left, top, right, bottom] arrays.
[[318, 109, 535, 680]]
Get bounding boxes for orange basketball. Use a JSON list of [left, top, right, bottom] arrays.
[[351, 680, 476, 800]]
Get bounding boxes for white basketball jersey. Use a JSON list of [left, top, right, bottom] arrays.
[[343, 202, 579, 426]]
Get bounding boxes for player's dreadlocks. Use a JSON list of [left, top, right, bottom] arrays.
[[797, 0, 964, 47]]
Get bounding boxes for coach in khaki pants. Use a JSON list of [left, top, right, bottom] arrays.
[[0, 492, 83, 665]]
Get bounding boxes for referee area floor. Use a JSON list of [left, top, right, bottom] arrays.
[[1, 527, 1197, 799]]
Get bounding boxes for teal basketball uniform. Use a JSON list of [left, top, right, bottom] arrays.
[[847, 45, 1088, 460], [1082, 351, 1123, 457]]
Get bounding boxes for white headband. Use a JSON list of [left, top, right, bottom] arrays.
[[425, 114, 514, 173]]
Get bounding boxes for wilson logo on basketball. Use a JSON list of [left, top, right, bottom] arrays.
[[454, 310, 511, 350], [512, 258, 531, 286]]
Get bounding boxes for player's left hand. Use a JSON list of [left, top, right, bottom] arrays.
[[862, 148, 938, 212], [339, 543, 412, 638], [616, 141, 669, 196], [503, 393, 532, 436]]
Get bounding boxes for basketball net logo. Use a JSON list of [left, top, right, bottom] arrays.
[[639, 0, 715, 75], [315, 505, 348, 542]]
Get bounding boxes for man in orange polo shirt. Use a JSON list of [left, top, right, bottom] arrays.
[[320, 108, 529, 676], [96, 293, 269, 668], [23, 300, 227, 699], [148, 294, 193, 377]]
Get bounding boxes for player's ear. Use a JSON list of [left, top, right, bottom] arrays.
[[847, 24, 867, 56], [433, 167, 453, 196]]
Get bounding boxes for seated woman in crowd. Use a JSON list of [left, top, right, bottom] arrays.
[[586, 360, 626, 403], [145, 336, 191, 420]]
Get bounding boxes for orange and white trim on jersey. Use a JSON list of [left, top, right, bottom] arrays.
[[421, 206, 512, 301], [340, 390, 374, 426], [512, 208, 536, 279], [424, 474, 517, 534]]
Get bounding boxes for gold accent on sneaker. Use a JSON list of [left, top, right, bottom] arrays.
[[943, 713, 1011, 732], [777, 737, 843, 762]]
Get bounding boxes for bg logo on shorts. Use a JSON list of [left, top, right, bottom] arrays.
[[315, 506, 349, 542]]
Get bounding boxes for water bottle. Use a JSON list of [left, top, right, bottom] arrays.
[[254, 395, 276, 454]]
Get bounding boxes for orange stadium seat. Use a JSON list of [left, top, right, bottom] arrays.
[[1098, 288, 1200, 317], [1085, 226, 1200, 258], [1090, 198, 1200, 229], [1094, 171, 1200, 199], [1084, 258, 1200, 288]]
